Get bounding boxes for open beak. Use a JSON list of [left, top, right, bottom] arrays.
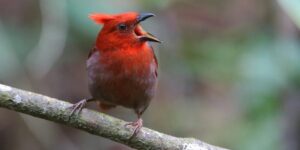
[[136, 13, 161, 43]]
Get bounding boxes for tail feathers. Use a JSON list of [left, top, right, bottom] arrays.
[[97, 101, 116, 111]]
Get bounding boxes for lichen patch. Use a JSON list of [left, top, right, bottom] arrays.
[[183, 143, 206, 150], [14, 95, 22, 104]]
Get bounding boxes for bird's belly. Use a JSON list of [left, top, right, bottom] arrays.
[[87, 52, 157, 110]]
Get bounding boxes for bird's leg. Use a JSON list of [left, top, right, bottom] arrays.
[[69, 98, 95, 117], [125, 108, 146, 141], [125, 112, 143, 139]]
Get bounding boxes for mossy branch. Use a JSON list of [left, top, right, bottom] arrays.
[[0, 83, 229, 150]]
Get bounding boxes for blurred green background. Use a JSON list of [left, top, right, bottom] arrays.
[[1, 0, 300, 150]]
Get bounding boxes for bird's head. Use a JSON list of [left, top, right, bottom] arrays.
[[89, 12, 161, 50]]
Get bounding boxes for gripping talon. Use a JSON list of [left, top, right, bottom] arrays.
[[125, 118, 143, 140], [68, 99, 88, 119]]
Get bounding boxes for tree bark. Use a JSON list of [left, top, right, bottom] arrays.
[[0, 83, 228, 150]]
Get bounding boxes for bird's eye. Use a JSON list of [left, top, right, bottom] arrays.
[[118, 23, 127, 31]]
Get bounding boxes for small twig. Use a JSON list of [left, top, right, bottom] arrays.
[[0, 83, 229, 150]]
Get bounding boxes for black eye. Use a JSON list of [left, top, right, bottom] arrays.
[[118, 23, 127, 31]]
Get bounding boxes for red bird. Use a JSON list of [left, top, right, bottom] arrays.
[[70, 12, 160, 137]]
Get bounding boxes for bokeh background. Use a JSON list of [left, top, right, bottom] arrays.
[[0, 0, 300, 150]]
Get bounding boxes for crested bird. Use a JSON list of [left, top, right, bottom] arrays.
[[70, 12, 161, 138]]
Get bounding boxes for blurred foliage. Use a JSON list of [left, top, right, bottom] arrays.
[[0, 0, 300, 150]]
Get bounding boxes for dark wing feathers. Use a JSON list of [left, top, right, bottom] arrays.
[[150, 45, 158, 77], [88, 46, 98, 58]]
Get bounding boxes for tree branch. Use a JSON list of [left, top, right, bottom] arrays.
[[0, 83, 229, 150]]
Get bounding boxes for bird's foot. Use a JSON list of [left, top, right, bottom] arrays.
[[125, 118, 143, 140], [68, 99, 88, 118]]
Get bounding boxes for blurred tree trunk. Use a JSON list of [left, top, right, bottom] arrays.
[[283, 89, 300, 150], [276, 2, 300, 150]]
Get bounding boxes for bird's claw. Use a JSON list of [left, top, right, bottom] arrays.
[[68, 99, 87, 119], [125, 118, 143, 140]]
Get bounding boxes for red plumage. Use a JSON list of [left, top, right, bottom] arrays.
[[70, 12, 160, 138]]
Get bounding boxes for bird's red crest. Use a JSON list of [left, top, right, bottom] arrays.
[[89, 13, 115, 24]]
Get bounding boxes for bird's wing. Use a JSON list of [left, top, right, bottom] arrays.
[[150, 45, 158, 77], [88, 46, 98, 58]]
